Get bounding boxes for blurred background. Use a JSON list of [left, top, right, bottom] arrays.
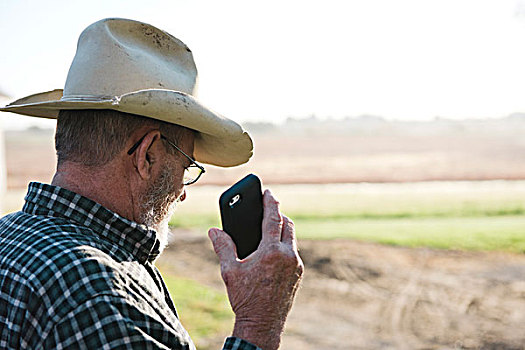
[[2, 1, 525, 349]]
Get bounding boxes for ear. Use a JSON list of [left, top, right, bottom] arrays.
[[131, 130, 162, 180]]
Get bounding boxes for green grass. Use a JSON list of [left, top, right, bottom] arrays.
[[159, 273, 233, 349], [294, 216, 525, 253], [170, 213, 221, 232], [170, 213, 525, 253], [167, 182, 525, 254]]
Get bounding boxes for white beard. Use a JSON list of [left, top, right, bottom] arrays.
[[157, 199, 178, 253], [140, 163, 180, 255]]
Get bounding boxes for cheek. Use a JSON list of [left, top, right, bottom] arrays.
[[167, 162, 185, 192]]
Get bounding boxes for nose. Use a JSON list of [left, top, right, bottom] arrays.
[[179, 189, 187, 202]]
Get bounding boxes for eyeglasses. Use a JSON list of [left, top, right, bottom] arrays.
[[127, 133, 206, 185]]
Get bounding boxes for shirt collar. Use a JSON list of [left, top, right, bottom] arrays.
[[22, 182, 161, 264]]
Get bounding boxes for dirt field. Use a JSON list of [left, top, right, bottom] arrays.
[[4, 117, 525, 188], [159, 231, 525, 350]]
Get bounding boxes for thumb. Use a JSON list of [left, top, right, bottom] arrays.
[[208, 228, 237, 264]]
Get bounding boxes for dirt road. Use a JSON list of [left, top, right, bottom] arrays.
[[158, 232, 525, 350]]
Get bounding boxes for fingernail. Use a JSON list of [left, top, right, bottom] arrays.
[[208, 229, 217, 241]]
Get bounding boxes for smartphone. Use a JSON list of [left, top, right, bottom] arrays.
[[219, 174, 263, 259]]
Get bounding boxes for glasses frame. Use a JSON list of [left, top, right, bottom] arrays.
[[127, 133, 206, 185]]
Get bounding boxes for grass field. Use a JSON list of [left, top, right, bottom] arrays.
[[161, 180, 525, 348], [4, 180, 524, 253], [169, 180, 525, 253]]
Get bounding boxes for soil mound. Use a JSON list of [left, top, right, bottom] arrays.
[[158, 232, 525, 349]]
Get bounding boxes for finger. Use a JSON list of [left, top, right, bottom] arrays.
[[261, 189, 283, 242], [208, 228, 237, 264], [281, 215, 297, 247]]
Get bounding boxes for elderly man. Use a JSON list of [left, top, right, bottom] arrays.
[[0, 19, 303, 350]]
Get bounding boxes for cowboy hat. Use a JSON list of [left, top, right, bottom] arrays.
[[0, 18, 253, 167]]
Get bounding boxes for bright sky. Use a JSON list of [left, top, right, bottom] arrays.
[[2, 0, 525, 129]]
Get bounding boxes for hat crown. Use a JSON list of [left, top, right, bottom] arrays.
[[63, 18, 197, 98]]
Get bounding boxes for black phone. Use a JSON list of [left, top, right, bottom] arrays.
[[219, 174, 263, 259]]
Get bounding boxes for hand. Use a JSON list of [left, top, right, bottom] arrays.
[[208, 189, 304, 350]]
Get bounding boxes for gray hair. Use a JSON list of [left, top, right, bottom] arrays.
[[56, 109, 188, 167]]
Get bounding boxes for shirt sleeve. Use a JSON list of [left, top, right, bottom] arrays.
[[223, 337, 262, 350], [44, 294, 195, 350]]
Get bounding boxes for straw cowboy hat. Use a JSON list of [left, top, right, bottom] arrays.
[[0, 18, 253, 167]]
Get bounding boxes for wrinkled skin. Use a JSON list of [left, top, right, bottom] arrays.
[[209, 190, 304, 350]]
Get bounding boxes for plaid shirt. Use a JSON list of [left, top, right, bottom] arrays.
[[0, 182, 259, 350]]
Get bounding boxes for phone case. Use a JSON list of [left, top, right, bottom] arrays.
[[219, 174, 263, 259]]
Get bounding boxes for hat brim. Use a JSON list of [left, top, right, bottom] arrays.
[[0, 89, 253, 167]]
